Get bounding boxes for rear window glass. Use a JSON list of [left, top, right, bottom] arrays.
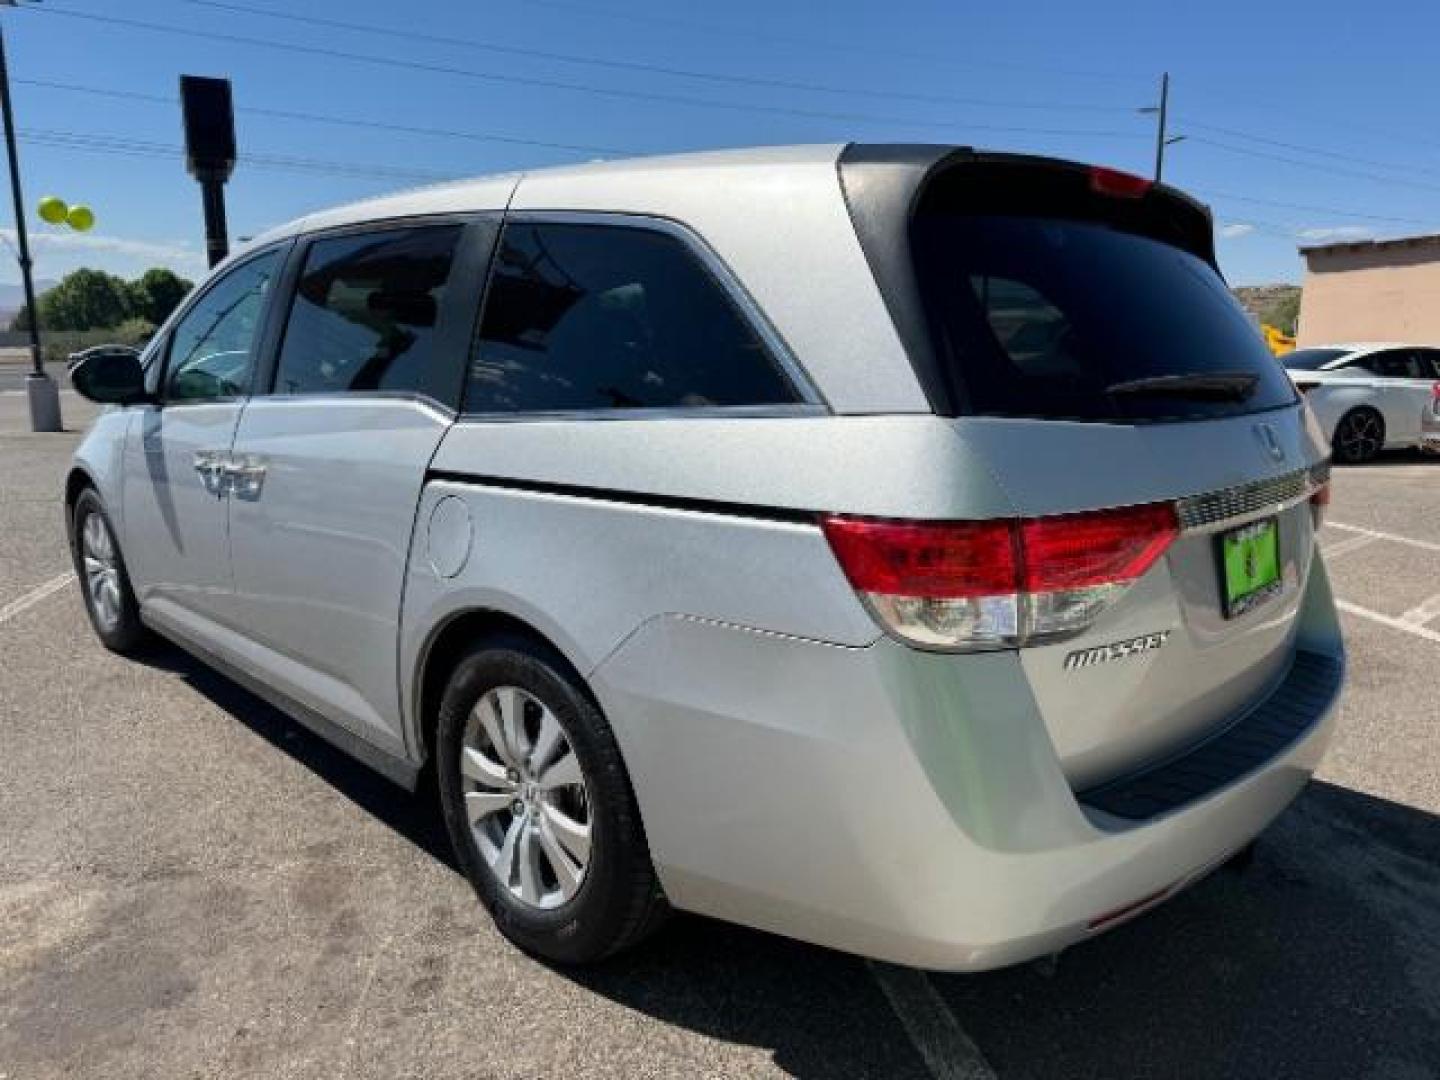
[[1284, 348, 1349, 371], [912, 214, 1298, 422]]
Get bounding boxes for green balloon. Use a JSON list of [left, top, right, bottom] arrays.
[[66, 205, 95, 232], [38, 194, 68, 224]]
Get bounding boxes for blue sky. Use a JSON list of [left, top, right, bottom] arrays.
[[3, 0, 1436, 288]]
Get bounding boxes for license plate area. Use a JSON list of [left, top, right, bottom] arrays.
[[1219, 517, 1281, 619]]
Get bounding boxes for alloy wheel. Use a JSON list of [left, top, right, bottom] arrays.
[[461, 686, 592, 910], [81, 511, 122, 633], [1337, 411, 1383, 461]]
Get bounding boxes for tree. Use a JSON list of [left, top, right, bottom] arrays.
[[127, 267, 193, 326], [33, 267, 131, 331], [1263, 292, 1302, 335], [7, 265, 195, 333]]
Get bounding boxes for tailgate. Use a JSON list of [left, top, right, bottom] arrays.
[[956, 411, 1327, 789]]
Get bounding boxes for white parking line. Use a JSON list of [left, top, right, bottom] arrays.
[[1320, 533, 1381, 559], [1336, 600, 1440, 645], [0, 571, 75, 625], [1398, 591, 1440, 628], [1327, 521, 1440, 556], [867, 961, 997, 1080]]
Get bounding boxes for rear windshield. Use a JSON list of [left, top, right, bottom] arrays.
[[912, 214, 1298, 422], [1283, 347, 1349, 371]]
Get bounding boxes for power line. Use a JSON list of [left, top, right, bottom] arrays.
[[28, 6, 1150, 139], [1175, 86, 1440, 156], [508, 0, 1151, 84], [20, 126, 462, 184], [152, 0, 1139, 114], [1193, 188, 1432, 227], [1185, 135, 1440, 195], [1180, 119, 1440, 179], [16, 77, 633, 156]]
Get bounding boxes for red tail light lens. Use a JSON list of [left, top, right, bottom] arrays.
[[1431, 381, 1440, 401], [817, 518, 1017, 598], [1021, 504, 1178, 592], [822, 502, 1178, 651], [1089, 166, 1152, 199]]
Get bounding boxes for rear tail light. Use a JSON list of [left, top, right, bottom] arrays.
[[1089, 165, 1152, 199], [821, 502, 1178, 652], [1431, 381, 1440, 402], [1310, 480, 1331, 529]]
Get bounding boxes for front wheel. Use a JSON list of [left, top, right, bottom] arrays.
[[435, 637, 667, 964], [70, 487, 149, 654], [1333, 407, 1385, 464]]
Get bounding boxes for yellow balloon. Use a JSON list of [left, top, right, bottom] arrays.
[[38, 194, 68, 224], [66, 205, 95, 232]]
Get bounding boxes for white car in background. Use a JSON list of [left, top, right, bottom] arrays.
[[1286, 343, 1440, 463]]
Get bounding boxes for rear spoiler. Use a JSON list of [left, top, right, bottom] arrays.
[[837, 143, 1218, 415]]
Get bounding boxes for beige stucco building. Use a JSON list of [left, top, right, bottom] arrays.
[[1296, 233, 1440, 346]]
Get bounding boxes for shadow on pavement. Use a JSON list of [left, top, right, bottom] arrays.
[[131, 639, 458, 871], [1341, 448, 1440, 468], [132, 639, 1440, 1079], [929, 781, 1440, 1079]]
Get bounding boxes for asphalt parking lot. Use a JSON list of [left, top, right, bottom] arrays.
[[2, 392, 1438, 1080]]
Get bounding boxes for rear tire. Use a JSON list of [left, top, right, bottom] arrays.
[[435, 635, 667, 964], [70, 487, 149, 654], [1332, 407, 1385, 464]]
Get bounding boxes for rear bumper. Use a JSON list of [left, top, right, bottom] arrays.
[[590, 560, 1344, 972]]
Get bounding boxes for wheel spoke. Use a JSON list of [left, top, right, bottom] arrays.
[[493, 815, 523, 888], [83, 514, 103, 555], [476, 695, 518, 770], [538, 749, 582, 791], [101, 575, 122, 615], [460, 745, 514, 791], [541, 802, 591, 865], [528, 709, 565, 776], [536, 818, 582, 901], [497, 687, 529, 769], [465, 790, 513, 824], [517, 825, 543, 904]]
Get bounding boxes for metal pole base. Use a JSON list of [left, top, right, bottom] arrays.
[[26, 371, 63, 432]]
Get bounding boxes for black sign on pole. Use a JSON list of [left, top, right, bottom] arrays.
[[179, 75, 236, 269]]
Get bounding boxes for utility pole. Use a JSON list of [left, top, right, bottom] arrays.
[[1139, 72, 1184, 184], [0, 6, 61, 432], [1153, 72, 1170, 182]]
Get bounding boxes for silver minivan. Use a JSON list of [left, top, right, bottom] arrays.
[[65, 144, 1344, 970]]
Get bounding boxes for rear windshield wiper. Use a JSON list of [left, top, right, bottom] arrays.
[[1105, 371, 1259, 402]]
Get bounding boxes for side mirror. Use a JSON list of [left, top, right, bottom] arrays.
[[70, 349, 151, 405]]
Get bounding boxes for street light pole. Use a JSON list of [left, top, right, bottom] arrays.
[[0, 6, 61, 431]]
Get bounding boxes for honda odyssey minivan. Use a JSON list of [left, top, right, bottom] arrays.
[[65, 144, 1344, 970]]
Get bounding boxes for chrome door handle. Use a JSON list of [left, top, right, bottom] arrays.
[[192, 450, 228, 496], [225, 455, 267, 499]]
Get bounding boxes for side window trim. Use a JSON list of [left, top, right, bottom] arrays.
[[157, 240, 293, 406], [254, 213, 497, 414], [461, 210, 827, 418]]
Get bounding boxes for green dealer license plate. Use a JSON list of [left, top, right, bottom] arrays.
[[1219, 517, 1281, 618]]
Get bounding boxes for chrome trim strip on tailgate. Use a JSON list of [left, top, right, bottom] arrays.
[[1175, 461, 1330, 532]]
